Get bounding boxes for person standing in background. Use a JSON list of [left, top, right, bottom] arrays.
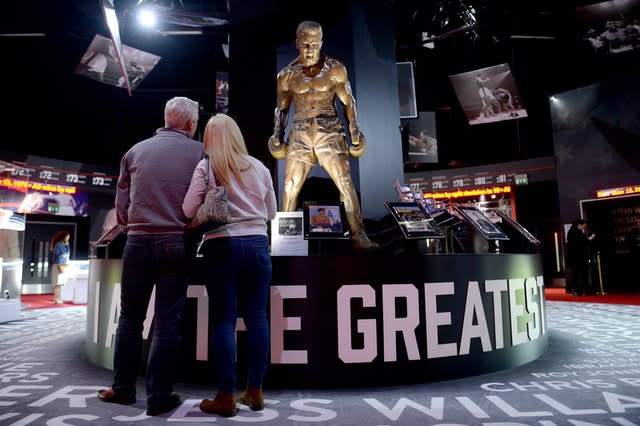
[[624, 217, 640, 293], [97, 96, 203, 416], [50, 230, 70, 304], [565, 219, 596, 296], [183, 113, 277, 417]]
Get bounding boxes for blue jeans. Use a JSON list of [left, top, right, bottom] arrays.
[[112, 234, 188, 408], [201, 236, 272, 392]]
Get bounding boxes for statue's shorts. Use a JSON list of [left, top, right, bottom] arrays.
[[287, 115, 347, 166]]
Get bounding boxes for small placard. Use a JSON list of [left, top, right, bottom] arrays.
[[270, 211, 308, 256]]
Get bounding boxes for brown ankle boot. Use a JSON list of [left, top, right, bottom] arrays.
[[239, 387, 264, 411], [199, 391, 238, 417]]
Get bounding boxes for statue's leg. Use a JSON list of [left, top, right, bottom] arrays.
[[281, 159, 312, 212], [323, 156, 378, 250]]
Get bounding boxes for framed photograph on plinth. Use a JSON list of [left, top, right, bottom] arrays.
[[303, 201, 350, 240], [270, 211, 308, 256], [384, 201, 444, 239]]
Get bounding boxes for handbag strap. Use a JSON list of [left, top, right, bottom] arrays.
[[205, 157, 221, 190], [204, 157, 210, 188]]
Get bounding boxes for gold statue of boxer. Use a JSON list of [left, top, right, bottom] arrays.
[[268, 20, 378, 250]]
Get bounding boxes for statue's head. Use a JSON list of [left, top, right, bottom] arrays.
[[295, 21, 323, 67]]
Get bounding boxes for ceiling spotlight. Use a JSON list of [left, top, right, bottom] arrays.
[[134, 0, 228, 31], [137, 8, 157, 28]]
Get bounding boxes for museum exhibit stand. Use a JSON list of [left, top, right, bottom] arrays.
[[86, 211, 548, 388]]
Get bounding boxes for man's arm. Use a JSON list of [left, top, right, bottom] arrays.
[[114, 157, 130, 227]]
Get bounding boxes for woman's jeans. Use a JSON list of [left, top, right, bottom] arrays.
[[112, 234, 187, 408], [201, 235, 272, 392]]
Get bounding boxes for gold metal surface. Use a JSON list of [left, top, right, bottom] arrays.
[[269, 20, 378, 250]]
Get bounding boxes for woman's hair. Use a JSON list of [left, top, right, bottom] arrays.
[[164, 97, 199, 130], [203, 114, 251, 187], [50, 231, 70, 250]]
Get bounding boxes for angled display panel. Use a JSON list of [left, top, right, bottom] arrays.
[[385, 201, 445, 239], [487, 208, 540, 245], [455, 205, 510, 241]]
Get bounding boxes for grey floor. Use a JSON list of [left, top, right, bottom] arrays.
[[1, 301, 639, 425]]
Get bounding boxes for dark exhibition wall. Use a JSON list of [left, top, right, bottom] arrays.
[[2, 0, 638, 170]]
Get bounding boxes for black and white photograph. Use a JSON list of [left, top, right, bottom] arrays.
[[401, 111, 438, 164], [278, 216, 302, 236], [75, 34, 160, 90], [449, 63, 528, 126], [576, 0, 640, 56]]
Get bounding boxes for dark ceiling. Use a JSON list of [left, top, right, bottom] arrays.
[[1, 0, 638, 172]]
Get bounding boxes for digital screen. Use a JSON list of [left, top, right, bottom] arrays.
[[486, 208, 540, 244], [385, 201, 444, 239], [93, 224, 126, 248], [454, 206, 510, 241]]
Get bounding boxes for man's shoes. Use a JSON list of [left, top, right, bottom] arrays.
[[146, 393, 181, 416], [239, 387, 264, 411], [200, 391, 238, 417], [97, 388, 136, 405]]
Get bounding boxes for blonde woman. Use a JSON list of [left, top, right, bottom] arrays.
[[183, 114, 277, 417]]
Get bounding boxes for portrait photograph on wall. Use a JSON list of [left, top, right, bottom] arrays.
[[449, 63, 528, 125], [576, 0, 640, 56], [216, 71, 229, 114], [397, 61, 418, 119], [401, 111, 438, 164], [75, 34, 161, 90]]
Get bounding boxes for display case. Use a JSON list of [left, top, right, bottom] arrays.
[[384, 201, 444, 239]]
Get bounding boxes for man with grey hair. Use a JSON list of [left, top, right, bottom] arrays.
[[98, 96, 203, 416]]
